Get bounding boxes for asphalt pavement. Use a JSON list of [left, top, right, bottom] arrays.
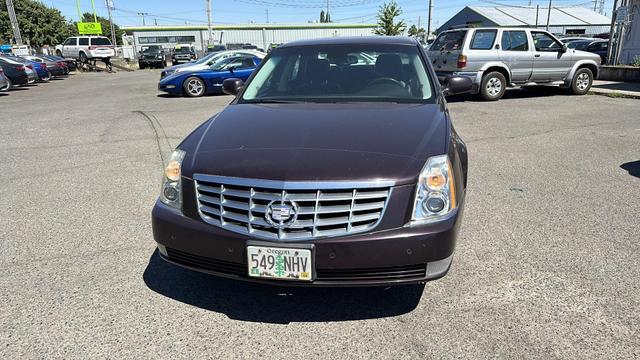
[[0, 71, 638, 359]]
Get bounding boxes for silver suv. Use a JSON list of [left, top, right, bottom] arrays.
[[428, 28, 601, 101]]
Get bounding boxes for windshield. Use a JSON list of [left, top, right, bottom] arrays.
[[241, 44, 433, 103], [431, 31, 467, 51], [142, 46, 162, 52], [194, 51, 223, 64], [175, 47, 192, 53]]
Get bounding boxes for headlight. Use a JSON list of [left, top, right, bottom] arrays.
[[411, 155, 457, 223], [160, 149, 186, 209]]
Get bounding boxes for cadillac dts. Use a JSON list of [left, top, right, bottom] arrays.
[[152, 36, 472, 286]]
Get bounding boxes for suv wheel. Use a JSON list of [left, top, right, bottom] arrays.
[[139, 63, 145, 70], [79, 52, 88, 63], [183, 77, 205, 97], [56, 50, 63, 57], [480, 72, 506, 101], [571, 68, 593, 95]]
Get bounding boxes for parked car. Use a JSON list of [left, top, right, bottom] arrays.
[[159, 53, 263, 97], [0, 66, 10, 91], [0, 57, 30, 87], [171, 44, 197, 64], [428, 27, 601, 100], [138, 45, 166, 69], [2, 55, 51, 82], [566, 39, 609, 63], [152, 36, 472, 287], [41, 55, 75, 73], [55, 36, 115, 63], [207, 44, 227, 53], [22, 55, 67, 77], [160, 50, 266, 79]]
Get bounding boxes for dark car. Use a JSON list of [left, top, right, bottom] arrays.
[[138, 45, 166, 69], [152, 36, 472, 287], [42, 55, 76, 73], [0, 57, 29, 87], [567, 39, 609, 63]]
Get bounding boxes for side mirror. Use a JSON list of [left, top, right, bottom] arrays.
[[561, 44, 568, 53], [443, 76, 473, 96], [227, 66, 235, 73], [222, 78, 244, 95]]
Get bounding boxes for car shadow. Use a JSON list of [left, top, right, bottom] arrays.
[[143, 250, 424, 323], [620, 161, 640, 178], [447, 86, 569, 103], [9, 87, 29, 91], [156, 93, 231, 99]]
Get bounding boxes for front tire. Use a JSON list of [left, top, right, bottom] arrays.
[[570, 68, 593, 95], [139, 63, 145, 70], [56, 50, 63, 57], [480, 71, 506, 101], [79, 52, 88, 63], [183, 76, 205, 97]]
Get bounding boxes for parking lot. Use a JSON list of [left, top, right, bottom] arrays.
[[1, 71, 638, 358]]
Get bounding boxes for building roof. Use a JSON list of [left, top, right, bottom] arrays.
[[468, 6, 611, 26], [122, 23, 376, 32]]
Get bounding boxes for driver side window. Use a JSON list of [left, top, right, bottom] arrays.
[[532, 32, 561, 52]]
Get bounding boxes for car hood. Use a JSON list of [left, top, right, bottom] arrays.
[[164, 62, 201, 71], [184, 103, 449, 185], [572, 50, 602, 61]]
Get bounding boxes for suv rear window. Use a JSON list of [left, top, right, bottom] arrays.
[[79, 38, 89, 46], [90, 38, 112, 46], [431, 31, 467, 51], [470, 30, 497, 50]]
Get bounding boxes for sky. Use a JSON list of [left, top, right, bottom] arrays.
[[46, 0, 615, 29]]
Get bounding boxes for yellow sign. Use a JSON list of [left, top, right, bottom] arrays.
[[77, 22, 102, 35]]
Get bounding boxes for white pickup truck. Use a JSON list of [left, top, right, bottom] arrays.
[[55, 36, 115, 62]]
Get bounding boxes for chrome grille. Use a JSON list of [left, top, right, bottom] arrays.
[[193, 174, 394, 241]]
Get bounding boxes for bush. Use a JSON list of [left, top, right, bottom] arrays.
[[634, 56, 640, 67]]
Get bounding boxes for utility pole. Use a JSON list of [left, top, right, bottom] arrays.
[[546, 0, 552, 31], [106, 0, 117, 49], [266, 8, 269, 23], [427, 0, 433, 38], [206, 0, 213, 45], [326, 0, 330, 22], [5, 0, 23, 45], [138, 12, 149, 26], [606, 0, 619, 64]]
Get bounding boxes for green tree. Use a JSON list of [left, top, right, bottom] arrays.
[[408, 24, 425, 37], [320, 10, 326, 23], [78, 12, 124, 45], [325, 12, 331, 23], [0, 0, 74, 47], [373, 1, 406, 36]]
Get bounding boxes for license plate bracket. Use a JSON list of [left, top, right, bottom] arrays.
[[246, 241, 315, 282]]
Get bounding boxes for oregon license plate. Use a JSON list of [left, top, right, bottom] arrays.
[[247, 245, 313, 281]]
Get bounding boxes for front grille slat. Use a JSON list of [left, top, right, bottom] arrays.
[[194, 175, 393, 241]]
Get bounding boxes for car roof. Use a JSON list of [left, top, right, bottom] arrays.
[[280, 36, 418, 48]]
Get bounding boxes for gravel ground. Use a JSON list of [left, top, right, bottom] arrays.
[[0, 71, 638, 359]]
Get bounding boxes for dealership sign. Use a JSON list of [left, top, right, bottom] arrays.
[[77, 22, 103, 35]]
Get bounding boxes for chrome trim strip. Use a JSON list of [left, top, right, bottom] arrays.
[[193, 174, 395, 190]]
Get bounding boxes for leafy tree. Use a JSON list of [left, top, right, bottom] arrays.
[[78, 13, 124, 45], [374, 1, 406, 36], [325, 12, 331, 23], [0, 0, 74, 47], [408, 24, 426, 37], [320, 10, 325, 23]]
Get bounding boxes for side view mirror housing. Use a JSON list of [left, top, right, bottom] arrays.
[[222, 78, 244, 96], [227, 66, 235, 73], [442, 76, 473, 96], [561, 44, 568, 53]]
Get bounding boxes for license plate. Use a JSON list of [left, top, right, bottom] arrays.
[[247, 245, 313, 281]]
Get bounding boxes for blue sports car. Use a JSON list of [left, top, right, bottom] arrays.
[[158, 53, 262, 97]]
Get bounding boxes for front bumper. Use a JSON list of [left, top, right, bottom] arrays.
[[151, 200, 462, 287], [158, 82, 181, 94]]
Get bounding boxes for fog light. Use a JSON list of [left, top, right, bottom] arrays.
[[163, 186, 179, 201], [166, 84, 176, 89], [424, 196, 445, 213]]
